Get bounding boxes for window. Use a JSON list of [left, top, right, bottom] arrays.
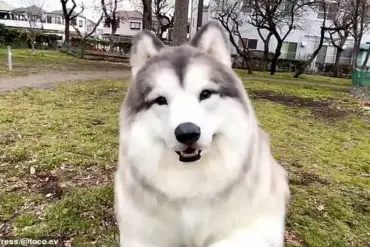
[[71, 17, 77, 26], [104, 18, 110, 27], [130, 21, 141, 30], [55, 17, 62, 24], [79, 20, 83, 27], [242, 0, 252, 13], [238, 38, 258, 50], [46, 16, 52, 23], [317, 3, 338, 20], [281, 42, 298, 60]]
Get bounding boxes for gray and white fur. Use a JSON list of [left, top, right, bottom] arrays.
[[115, 21, 290, 247]]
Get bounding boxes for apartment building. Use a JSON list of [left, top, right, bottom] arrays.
[[190, 0, 370, 68]]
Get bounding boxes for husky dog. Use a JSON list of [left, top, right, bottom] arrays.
[[115, 21, 290, 247]]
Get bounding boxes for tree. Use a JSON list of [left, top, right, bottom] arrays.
[[248, 0, 313, 75], [142, 0, 153, 30], [328, 0, 352, 77], [72, 14, 104, 57], [14, 0, 45, 54], [257, 28, 273, 70], [172, 0, 189, 45], [346, 0, 370, 69], [153, 0, 175, 39], [101, 0, 120, 52], [60, 0, 84, 47], [213, 1, 253, 74], [293, 1, 350, 78]]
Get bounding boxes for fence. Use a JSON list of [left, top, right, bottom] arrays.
[[352, 69, 370, 87]]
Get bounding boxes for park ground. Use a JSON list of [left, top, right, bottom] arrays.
[[0, 50, 369, 246]]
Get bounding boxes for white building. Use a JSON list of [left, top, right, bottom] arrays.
[[0, 4, 87, 42], [190, 0, 370, 68]]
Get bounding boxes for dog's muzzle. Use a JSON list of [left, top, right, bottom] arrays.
[[174, 122, 202, 162]]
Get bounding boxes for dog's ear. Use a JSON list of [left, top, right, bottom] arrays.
[[189, 21, 231, 67], [130, 30, 166, 77]]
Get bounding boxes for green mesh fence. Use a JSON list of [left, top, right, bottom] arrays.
[[352, 69, 370, 87]]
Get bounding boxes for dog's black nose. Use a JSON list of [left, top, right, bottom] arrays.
[[174, 122, 201, 144]]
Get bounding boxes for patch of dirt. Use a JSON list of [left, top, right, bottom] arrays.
[[284, 230, 307, 246], [249, 90, 351, 121], [56, 164, 115, 190], [0, 131, 22, 145], [0, 70, 130, 92], [289, 171, 330, 186]]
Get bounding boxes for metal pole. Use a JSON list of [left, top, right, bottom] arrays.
[[7, 46, 13, 71]]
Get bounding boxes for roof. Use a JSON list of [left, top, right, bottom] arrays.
[[117, 10, 142, 19], [13, 5, 45, 15], [0, 1, 13, 11], [49, 9, 79, 16]]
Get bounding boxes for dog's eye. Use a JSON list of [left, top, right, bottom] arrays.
[[199, 90, 213, 101], [153, 96, 167, 105]]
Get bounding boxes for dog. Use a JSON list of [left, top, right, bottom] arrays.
[[114, 21, 290, 247]]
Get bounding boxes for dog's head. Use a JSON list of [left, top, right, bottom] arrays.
[[122, 22, 258, 166]]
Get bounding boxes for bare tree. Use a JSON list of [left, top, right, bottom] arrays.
[[328, 0, 352, 76], [293, 1, 350, 78], [257, 28, 273, 70], [172, 0, 190, 45], [61, 0, 84, 47], [13, 0, 45, 54], [73, 13, 104, 57], [153, 0, 175, 39], [101, 0, 120, 52], [213, 1, 253, 74], [345, 0, 370, 69], [248, 0, 313, 75]]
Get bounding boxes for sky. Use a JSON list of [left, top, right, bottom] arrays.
[[3, 0, 210, 21]]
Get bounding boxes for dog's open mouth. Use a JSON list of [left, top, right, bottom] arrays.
[[176, 148, 202, 162]]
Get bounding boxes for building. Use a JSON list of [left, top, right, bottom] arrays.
[[190, 0, 370, 69], [102, 10, 146, 42], [0, 4, 87, 42], [101, 10, 171, 42]]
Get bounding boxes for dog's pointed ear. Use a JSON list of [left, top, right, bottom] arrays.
[[130, 30, 166, 77], [189, 21, 231, 67]]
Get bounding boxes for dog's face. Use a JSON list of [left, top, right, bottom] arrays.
[[122, 22, 255, 166]]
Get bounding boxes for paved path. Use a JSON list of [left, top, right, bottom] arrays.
[[0, 70, 350, 92], [0, 70, 130, 92]]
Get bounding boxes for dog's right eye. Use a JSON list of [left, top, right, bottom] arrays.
[[153, 96, 167, 106]]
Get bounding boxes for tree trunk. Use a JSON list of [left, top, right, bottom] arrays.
[[333, 48, 343, 77], [64, 21, 70, 47], [109, 25, 117, 52], [270, 40, 283, 75], [352, 40, 360, 70], [142, 0, 153, 30], [31, 39, 35, 55], [294, 41, 325, 78], [263, 32, 272, 70], [361, 47, 370, 70], [173, 0, 190, 45], [80, 40, 86, 57]]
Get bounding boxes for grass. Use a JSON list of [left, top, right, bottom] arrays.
[[235, 69, 352, 87], [0, 76, 369, 246], [0, 49, 124, 77]]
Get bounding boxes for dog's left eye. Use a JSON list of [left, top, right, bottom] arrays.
[[199, 90, 214, 101]]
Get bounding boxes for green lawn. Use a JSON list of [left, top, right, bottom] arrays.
[[236, 69, 352, 87], [0, 77, 369, 246], [0, 49, 124, 77]]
